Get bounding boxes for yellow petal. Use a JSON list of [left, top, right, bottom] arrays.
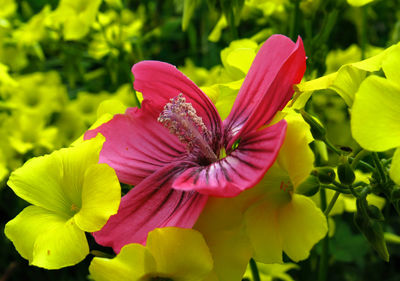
[[32, 218, 88, 269], [278, 112, 314, 188], [5, 206, 65, 263], [245, 200, 283, 263], [294, 42, 400, 107], [96, 99, 127, 118], [382, 45, 400, 84], [351, 76, 400, 151], [279, 195, 328, 262], [89, 243, 156, 281], [147, 227, 213, 281], [347, 0, 375, 7], [7, 150, 70, 216], [214, 80, 243, 120], [5, 206, 88, 269], [390, 148, 400, 185], [59, 134, 106, 207], [329, 65, 366, 106], [195, 197, 252, 281], [74, 163, 120, 232]]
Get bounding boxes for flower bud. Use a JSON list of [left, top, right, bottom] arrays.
[[354, 200, 389, 262], [296, 175, 320, 196], [337, 162, 355, 185], [317, 167, 336, 184], [299, 109, 326, 141], [362, 219, 389, 262], [367, 205, 384, 222]]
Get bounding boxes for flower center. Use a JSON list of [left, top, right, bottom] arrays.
[[158, 93, 218, 163]]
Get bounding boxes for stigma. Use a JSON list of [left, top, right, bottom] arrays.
[[158, 93, 218, 163]]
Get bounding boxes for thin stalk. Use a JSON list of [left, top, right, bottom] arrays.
[[349, 158, 375, 172], [318, 188, 329, 281], [323, 138, 342, 156], [348, 184, 359, 198], [304, 18, 313, 40], [332, 180, 348, 190], [318, 9, 339, 43], [351, 149, 369, 169], [249, 258, 261, 281], [372, 152, 387, 183], [321, 184, 351, 194], [289, 0, 301, 40], [324, 191, 340, 216]]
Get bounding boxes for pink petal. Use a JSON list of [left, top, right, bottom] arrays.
[[224, 35, 306, 149], [84, 101, 186, 186], [132, 61, 222, 138], [93, 163, 208, 253], [173, 120, 287, 197]]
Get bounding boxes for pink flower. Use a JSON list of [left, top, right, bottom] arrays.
[[85, 34, 306, 253]]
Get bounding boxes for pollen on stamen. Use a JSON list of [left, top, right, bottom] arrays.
[[158, 93, 217, 162], [158, 94, 210, 146]]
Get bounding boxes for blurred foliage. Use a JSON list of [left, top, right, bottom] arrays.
[[1, 0, 400, 280]]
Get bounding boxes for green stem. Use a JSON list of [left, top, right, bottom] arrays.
[[332, 180, 348, 190], [351, 149, 369, 169], [318, 9, 339, 43], [318, 188, 329, 281], [372, 152, 387, 183], [304, 18, 312, 40], [324, 191, 340, 216], [349, 158, 375, 172], [289, 0, 300, 40], [321, 184, 351, 194], [249, 258, 261, 281], [226, 7, 238, 40], [323, 138, 342, 156], [359, 186, 371, 198]]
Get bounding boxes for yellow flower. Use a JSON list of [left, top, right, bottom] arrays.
[[351, 45, 400, 185], [50, 0, 102, 40], [5, 135, 121, 269], [8, 72, 68, 118], [293, 42, 400, 108], [195, 112, 327, 280], [242, 112, 327, 263], [89, 227, 214, 281]]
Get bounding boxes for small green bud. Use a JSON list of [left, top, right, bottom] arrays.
[[299, 109, 326, 141], [367, 205, 385, 222], [338, 162, 355, 185], [296, 175, 320, 196], [317, 167, 336, 184]]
